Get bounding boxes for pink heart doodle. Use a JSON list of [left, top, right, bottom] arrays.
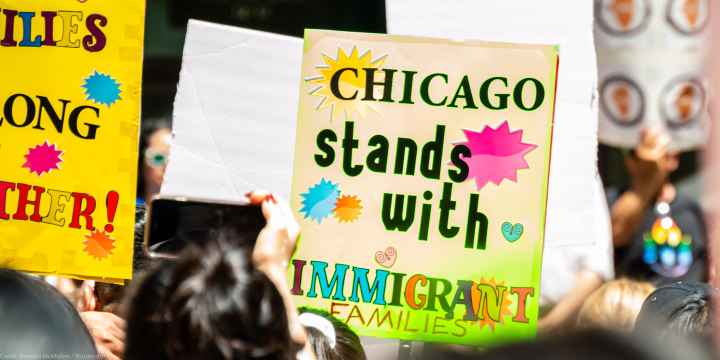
[[374, 247, 397, 268]]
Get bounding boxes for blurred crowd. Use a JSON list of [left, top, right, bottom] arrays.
[[1, 1, 718, 359], [0, 117, 714, 360]]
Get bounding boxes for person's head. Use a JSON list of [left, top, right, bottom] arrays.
[[436, 328, 711, 360], [0, 269, 97, 358], [299, 308, 366, 360], [577, 278, 655, 331], [138, 118, 172, 201], [125, 237, 297, 360], [634, 281, 713, 339]]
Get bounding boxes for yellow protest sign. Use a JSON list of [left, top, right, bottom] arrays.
[[290, 30, 558, 345], [0, 1, 145, 282]]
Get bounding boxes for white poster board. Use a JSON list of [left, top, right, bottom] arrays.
[[162, 20, 302, 201]]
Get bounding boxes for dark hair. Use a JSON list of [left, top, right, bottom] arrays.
[[140, 117, 172, 149], [125, 235, 294, 360], [634, 281, 713, 339], [0, 269, 97, 357], [123, 258, 176, 359], [132, 204, 153, 274], [94, 204, 154, 312], [299, 308, 366, 360]]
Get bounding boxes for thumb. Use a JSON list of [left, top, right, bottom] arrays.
[[78, 281, 97, 312], [98, 346, 121, 360]]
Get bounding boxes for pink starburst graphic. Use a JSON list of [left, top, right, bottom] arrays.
[[22, 141, 63, 176], [457, 121, 537, 190]]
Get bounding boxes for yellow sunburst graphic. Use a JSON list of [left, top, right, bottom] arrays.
[[471, 278, 513, 332], [306, 47, 386, 121]]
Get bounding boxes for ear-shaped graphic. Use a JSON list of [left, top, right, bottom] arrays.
[[675, 84, 695, 122], [612, 84, 631, 119], [683, 0, 700, 28], [611, 0, 636, 30]]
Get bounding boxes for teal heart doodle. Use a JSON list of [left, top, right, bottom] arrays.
[[501, 222, 524, 242]]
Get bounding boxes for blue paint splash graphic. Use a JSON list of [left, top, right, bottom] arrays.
[[82, 71, 121, 107], [300, 178, 340, 223]]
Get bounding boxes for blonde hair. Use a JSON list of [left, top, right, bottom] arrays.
[[577, 278, 655, 332]]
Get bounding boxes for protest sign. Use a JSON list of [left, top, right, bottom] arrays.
[[289, 30, 558, 345], [0, 1, 145, 282], [162, 20, 301, 201], [387, 0, 609, 250], [595, 0, 710, 151]]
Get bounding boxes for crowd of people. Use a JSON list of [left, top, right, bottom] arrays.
[[0, 117, 715, 359]]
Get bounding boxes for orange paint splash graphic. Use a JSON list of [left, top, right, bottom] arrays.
[[334, 195, 363, 222], [84, 230, 115, 260]]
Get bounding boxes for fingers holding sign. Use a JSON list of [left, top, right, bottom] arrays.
[[79, 311, 125, 360], [635, 127, 671, 161], [246, 191, 308, 349], [247, 191, 300, 270], [626, 128, 678, 196]]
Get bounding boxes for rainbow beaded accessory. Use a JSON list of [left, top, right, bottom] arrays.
[[643, 202, 693, 277]]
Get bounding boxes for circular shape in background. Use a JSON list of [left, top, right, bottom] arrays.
[[660, 76, 706, 128], [666, 0, 709, 35], [595, 0, 651, 36], [600, 75, 645, 127]]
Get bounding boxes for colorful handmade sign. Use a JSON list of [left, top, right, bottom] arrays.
[[289, 30, 559, 345], [0, 1, 145, 282]]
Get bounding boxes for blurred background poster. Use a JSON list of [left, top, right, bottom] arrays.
[[595, 0, 710, 151]]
